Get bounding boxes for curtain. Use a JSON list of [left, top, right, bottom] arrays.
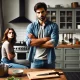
[[0, 0, 4, 42]]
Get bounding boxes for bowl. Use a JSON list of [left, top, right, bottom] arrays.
[[12, 69, 23, 76]]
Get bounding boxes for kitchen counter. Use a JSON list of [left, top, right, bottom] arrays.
[[0, 68, 67, 80], [56, 44, 80, 48]]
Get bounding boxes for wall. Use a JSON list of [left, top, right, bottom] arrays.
[[27, 0, 80, 22], [2, 0, 29, 42], [2, 0, 80, 42]]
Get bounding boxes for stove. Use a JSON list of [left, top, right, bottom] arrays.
[[13, 42, 29, 67], [14, 45, 29, 52]]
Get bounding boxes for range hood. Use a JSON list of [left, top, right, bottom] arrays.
[[9, 0, 31, 23]]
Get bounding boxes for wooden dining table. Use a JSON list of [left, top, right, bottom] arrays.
[[0, 68, 67, 80]]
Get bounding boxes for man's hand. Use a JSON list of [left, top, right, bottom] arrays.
[[28, 33, 35, 39], [28, 33, 51, 47], [43, 37, 51, 42]]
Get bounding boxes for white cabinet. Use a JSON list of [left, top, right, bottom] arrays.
[[64, 48, 80, 69], [74, 9, 80, 33], [47, 8, 80, 33], [55, 48, 80, 69], [55, 48, 64, 69]]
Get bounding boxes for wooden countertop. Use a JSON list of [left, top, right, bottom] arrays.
[[56, 44, 80, 48], [0, 68, 67, 80], [1, 44, 80, 48]]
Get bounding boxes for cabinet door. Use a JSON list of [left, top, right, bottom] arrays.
[[59, 9, 74, 33], [64, 48, 80, 61], [64, 48, 80, 69], [47, 8, 58, 25], [55, 61, 64, 69], [64, 61, 80, 69], [55, 48, 64, 61], [74, 9, 80, 33], [55, 48, 64, 69]]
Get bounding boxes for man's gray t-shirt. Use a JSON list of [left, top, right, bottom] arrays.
[[34, 26, 48, 60], [1, 41, 14, 59]]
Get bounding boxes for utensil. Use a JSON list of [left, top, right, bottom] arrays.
[[69, 33, 73, 44], [62, 33, 65, 44], [65, 33, 68, 40], [36, 71, 63, 76]]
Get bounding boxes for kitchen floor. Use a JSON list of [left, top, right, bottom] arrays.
[[64, 72, 80, 80], [63, 69, 80, 80]]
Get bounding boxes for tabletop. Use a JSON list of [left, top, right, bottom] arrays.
[[0, 68, 67, 80]]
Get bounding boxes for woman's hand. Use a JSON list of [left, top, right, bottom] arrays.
[[7, 53, 15, 60]]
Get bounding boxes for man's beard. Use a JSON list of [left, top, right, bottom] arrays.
[[38, 16, 46, 21]]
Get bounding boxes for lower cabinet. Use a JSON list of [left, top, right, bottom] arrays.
[[55, 48, 64, 69], [55, 48, 80, 69], [55, 61, 64, 69]]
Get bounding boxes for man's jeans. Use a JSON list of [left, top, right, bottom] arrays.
[[31, 59, 55, 69], [1, 57, 28, 68]]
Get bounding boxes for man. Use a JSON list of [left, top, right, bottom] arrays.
[[26, 2, 59, 69]]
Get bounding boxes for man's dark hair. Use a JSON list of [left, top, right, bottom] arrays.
[[34, 2, 47, 12]]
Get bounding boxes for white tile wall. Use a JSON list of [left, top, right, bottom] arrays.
[[9, 23, 29, 42], [59, 33, 80, 43]]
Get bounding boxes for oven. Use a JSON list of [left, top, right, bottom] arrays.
[[13, 45, 29, 66]]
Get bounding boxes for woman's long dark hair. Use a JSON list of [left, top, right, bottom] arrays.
[[2, 28, 16, 45]]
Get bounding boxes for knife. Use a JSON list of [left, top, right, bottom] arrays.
[[36, 71, 63, 76]]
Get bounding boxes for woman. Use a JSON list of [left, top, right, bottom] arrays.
[[1, 28, 27, 68]]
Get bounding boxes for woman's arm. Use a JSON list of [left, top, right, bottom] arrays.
[[7, 52, 15, 60], [5, 42, 15, 60]]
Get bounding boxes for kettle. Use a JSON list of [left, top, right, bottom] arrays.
[[0, 63, 9, 77]]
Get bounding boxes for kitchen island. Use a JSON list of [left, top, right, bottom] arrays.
[[0, 68, 67, 80]]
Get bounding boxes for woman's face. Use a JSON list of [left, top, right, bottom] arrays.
[[7, 30, 14, 39]]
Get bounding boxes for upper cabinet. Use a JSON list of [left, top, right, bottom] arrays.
[[47, 8, 80, 33], [74, 9, 80, 32], [47, 9, 58, 24], [59, 9, 74, 33]]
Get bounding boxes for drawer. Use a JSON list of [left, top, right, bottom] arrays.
[[64, 48, 80, 56], [64, 61, 80, 69]]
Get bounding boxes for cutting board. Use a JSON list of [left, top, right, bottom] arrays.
[[27, 70, 59, 80]]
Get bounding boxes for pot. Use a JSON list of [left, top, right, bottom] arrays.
[[0, 63, 8, 77], [71, 2, 78, 8]]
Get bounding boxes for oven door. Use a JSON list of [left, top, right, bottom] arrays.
[[14, 52, 29, 66], [17, 52, 27, 60]]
